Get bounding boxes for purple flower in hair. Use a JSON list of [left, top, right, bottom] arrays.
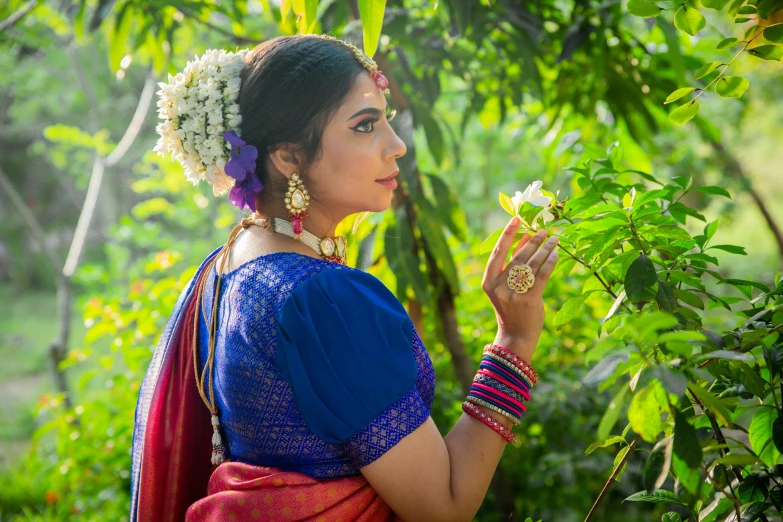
[[223, 130, 263, 211]]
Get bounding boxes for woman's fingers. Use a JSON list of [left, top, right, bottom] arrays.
[[509, 228, 548, 266], [510, 231, 533, 259], [485, 217, 521, 279], [532, 247, 559, 296], [526, 235, 558, 273]]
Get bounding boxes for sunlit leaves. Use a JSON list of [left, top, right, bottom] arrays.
[[717, 37, 740, 49], [748, 45, 783, 61], [694, 185, 731, 198], [669, 101, 700, 126], [555, 291, 601, 330], [628, 0, 663, 17], [750, 407, 781, 466], [694, 61, 722, 79], [629, 381, 665, 442], [623, 490, 687, 506], [664, 88, 697, 104], [674, 6, 706, 36], [688, 381, 732, 427], [715, 76, 750, 98], [499, 192, 516, 216], [701, 0, 732, 9]]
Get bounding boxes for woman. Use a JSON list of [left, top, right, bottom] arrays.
[[131, 34, 559, 522]]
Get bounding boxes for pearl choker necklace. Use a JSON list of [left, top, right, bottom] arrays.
[[247, 214, 347, 265]]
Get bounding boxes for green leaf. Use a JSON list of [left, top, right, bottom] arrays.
[[688, 381, 732, 427], [706, 244, 747, 255], [623, 490, 686, 505], [694, 185, 732, 198], [764, 24, 783, 43], [737, 475, 768, 504], [674, 6, 706, 35], [357, 0, 384, 57], [717, 37, 740, 49], [583, 353, 630, 386], [656, 279, 677, 313], [750, 407, 781, 466], [694, 61, 722, 79], [705, 219, 719, 241], [586, 435, 628, 455], [702, 0, 731, 8], [499, 192, 516, 216], [715, 454, 761, 466], [758, 0, 783, 18], [715, 76, 750, 98], [673, 409, 703, 468], [662, 512, 682, 522], [555, 291, 601, 330], [773, 416, 783, 454], [628, 0, 663, 16], [598, 386, 630, 440], [672, 453, 700, 494], [748, 45, 783, 61], [674, 288, 704, 309], [664, 87, 697, 104], [693, 350, 754, 363], [629, 383, 664, 442], [669, 101, 700, 126], [737, 362, 766, 398], [625, 254, 658, 304]]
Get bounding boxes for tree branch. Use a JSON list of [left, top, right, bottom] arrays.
[[584, 435, 641, 522], [0, 0, 38, 34]]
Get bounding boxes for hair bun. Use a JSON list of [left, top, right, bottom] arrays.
[[154, 48, 249, 197]]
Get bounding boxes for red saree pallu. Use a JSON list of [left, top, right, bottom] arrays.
[[186, 462, 402, 521]]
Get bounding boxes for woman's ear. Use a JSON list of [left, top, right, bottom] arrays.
[[267, 144, 302, 181]]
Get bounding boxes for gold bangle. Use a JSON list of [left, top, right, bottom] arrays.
[[465, 396, 521, 426]]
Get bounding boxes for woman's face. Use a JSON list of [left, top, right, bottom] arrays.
[[301, 72, 407, 216]]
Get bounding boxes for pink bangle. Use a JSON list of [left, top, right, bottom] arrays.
[[462, 401, 516, 444], [484, 344, 539, 385], [471, 382, 527, 413], [476, 368, 531, 400]]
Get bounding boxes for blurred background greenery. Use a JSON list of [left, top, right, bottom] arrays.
[[0, 0, 781, 520]]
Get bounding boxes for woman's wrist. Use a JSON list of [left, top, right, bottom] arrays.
[[492, 333, 538, 364]]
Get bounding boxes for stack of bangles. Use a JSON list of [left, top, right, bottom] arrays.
[[462, 343, 539, 444]]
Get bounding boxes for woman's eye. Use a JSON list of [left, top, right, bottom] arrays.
[[354, 118, 379, 133]]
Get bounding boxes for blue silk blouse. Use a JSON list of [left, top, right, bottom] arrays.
[[196, 250, 436, 478]]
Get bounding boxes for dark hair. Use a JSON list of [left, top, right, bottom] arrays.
[[237, 35, 367, 207]]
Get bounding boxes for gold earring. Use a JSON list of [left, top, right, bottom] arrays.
[[284, 172, 310, 239]]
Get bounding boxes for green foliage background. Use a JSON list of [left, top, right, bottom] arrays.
[[0, 0, 782, 521]]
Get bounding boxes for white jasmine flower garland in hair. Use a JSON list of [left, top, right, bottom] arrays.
[[153, 48, 249, 198]]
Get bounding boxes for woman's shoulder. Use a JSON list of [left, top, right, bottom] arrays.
[[282, 264, 407, 317]]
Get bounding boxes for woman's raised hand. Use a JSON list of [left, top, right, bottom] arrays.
[[481, 216, 559, 360]]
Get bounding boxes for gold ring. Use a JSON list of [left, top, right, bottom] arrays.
[[507, 264, 535, 294]]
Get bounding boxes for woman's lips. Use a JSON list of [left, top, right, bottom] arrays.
[[375, 178, 398, 189]]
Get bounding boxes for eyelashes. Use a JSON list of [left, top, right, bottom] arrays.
[[353, 107, 397, 134]]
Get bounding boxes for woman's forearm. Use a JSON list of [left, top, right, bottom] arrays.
[[442, 335, 535, 522]]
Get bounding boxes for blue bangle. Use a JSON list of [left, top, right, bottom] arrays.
[[468, 389, 524, 418], [480, 360, 531, 391]]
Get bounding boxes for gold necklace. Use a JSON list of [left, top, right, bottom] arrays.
[[244, 212, 347, 265]]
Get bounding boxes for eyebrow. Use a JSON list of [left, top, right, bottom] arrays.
[[347, 103, 389, 121]]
